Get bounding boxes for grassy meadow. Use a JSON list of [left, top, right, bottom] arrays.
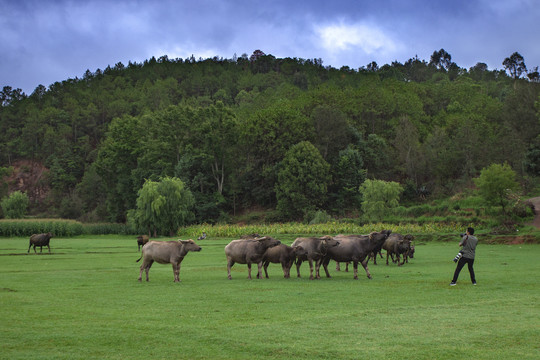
[[1, 234, 539, 360]]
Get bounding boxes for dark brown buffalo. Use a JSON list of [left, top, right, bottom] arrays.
[[28, 232, 53, 253], [405, 244, 415, 263], [383, 233, 413, 266], [321, 230, 392, 279], [136, 235, 149, 251], [291, 236, 340, 280], [136, 240, 201, 282], [262, 244, 307, 278], [225, 236, 281, 279]]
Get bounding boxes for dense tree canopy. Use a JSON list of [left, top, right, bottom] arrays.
[[0, 50, 539, 223]]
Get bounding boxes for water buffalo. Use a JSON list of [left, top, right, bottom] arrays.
[[225, 236, 281, 280], [262, 244, 307, 279], [136, 240, 201, 282], [291, 236, 340, 280], [405, 244, 415, 263], [28, 233, 53, 253], [383, 233, 413, 266], [321, 230, 392, 280], [136, 235, 149, 251]]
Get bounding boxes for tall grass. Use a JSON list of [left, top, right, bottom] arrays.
[[0, 219, 137, 237], [179, 221, 467, 238]]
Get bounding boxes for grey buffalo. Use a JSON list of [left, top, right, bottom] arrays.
[[383, 233, 414, 266], [291, 236, 340, 280], [136, 235, 149, 251], [321, 230, 392, 280], [224, 236, 281, 280], [262, 244, 307, 278], [136, 240, 201, 282], [28, 233, 53, 254]]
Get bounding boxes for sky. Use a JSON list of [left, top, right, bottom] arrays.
[[1, 0, 539, 94]]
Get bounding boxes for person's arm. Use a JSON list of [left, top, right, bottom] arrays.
[[459, 235, 468, 247]]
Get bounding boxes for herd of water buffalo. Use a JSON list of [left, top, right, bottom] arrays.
[[26, 230, 415, 282], [135, 229, 415, 282]]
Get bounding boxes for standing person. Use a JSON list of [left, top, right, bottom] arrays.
[[450, 227, 478, 286]]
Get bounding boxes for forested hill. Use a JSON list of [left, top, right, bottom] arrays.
[[1, 50, 540, 224]]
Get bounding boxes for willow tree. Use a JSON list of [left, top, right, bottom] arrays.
[[128, 177, 194, 236], [359, 179, 403, 222]]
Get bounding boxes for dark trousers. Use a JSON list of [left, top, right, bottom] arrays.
[[452, 257, 476, 283]]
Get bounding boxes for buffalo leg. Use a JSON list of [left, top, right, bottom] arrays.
[[360, 259, 372, 279], [28, 244, 32, 253], [247, 263, 252, 279], [138, 260, 153, 282], [309, 259, 318, 280], [263, 261, 270, 278], [172, 262, 181, 282], [257, 261, 264, 279], [296, 259, 303, 278], [353, 261, 359, 279], [227, 260, 234, 280], [282, 262, 289, 278], [336, 262, 341, 271], [145, 263, 152, 281], [47, 244, 51, 253], [321, 258, 332, 279]]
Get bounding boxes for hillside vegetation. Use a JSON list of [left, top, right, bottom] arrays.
[[1, 50, 540, 226]]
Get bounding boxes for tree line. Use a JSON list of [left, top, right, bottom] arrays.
[[1, 49, 539, 227]]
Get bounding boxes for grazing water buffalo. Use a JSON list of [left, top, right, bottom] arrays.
[[321, 230, 392, 280], [28, 233, 53, 253], [291, 236, 340, 280], [136, 235, 149, 251], [136, 240, 201, 282], [262, 244, 307, 279], [383, 233, 414, 266], [225, 236, 281, 280]]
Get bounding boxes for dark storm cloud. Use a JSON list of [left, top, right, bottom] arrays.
[[1, 0, 539, 94]]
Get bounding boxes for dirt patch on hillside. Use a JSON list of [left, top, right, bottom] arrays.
[[4, 160, 50, 203], [483, 235, 538, 245]]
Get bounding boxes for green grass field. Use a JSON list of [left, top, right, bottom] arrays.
[[1, 235, 539, 360]]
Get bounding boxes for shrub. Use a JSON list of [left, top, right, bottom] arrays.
[[1, 191, 29, 219], [307, 210, 333, 224]]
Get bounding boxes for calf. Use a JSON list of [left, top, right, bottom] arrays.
[[28, 233, 53, 254], [136, 235, 149, 251], [137, 240, 201, 282], [262, 244, 307, 278]]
